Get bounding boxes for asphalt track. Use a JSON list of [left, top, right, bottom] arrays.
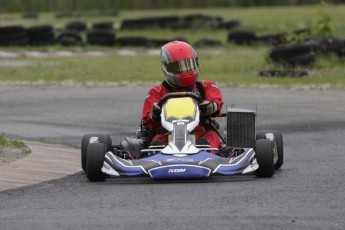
[[0, 85, 345, 230]]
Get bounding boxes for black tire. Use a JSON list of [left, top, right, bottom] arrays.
[[256, 130, 284, 169], [148, 38, 171, 48], [115, 36, 148, 47], [285, 51, 316, 66], [0, 26, 26, 34], [86, 143, 107, 181], [228, 31, 256, 45], [66, 21, 87, 31], [254, 139, 275, 178], [270, 44, 312, 60], [26, 25, 55, 45], [92, 22, 114, 30], [87, 29, 116, 46], [219, 20, 240, 30], [256, 33, 287, 45], [193, 38, 222, 48], [258, 69, 308, 78], [0, 26, 28, 46], [56, 30, 83, 46], [81, 134, 112, 172]]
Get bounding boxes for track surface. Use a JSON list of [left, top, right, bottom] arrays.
[[0, 85, 345, 229]]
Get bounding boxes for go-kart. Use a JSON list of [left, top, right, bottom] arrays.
[[81, 92, 283, 181]]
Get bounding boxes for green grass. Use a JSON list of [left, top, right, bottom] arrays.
[[1, 5, 345, 88], [0, 134, 31, 154]]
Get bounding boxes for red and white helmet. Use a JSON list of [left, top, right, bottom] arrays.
[[160, 41, 199, 88]]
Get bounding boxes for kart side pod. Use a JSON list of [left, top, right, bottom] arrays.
[[226, 105, 257, 148]]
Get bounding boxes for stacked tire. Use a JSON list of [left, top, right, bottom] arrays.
[[269, 43, 316, 66], [193, 38, 222, 48], [228, 31, 256, 45], [87, 29, 116, 46], [56, 30, 83, 46], [26, 25, 55, 45], [66, 21, 87, 32], [304, 36, 345, 59], [0, 26, 28, 46], [92, 22, 114, 30], [115, 36, 149, 47]]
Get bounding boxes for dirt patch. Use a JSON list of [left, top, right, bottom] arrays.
[[0, 146, 30, 166]]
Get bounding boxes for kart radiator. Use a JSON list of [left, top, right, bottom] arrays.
[[226, 105, 256, 148]]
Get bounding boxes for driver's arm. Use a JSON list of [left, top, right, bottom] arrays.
[[201, 81, 223, 117], [142, 85, 163, 129]]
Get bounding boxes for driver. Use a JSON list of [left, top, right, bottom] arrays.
[[142, 40, 223, 153]]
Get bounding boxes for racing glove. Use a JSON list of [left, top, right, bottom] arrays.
[[199, 100, 218, 116], [150, 102, 161, 121]]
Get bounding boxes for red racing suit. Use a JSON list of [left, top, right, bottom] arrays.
[[142, 80, 223, 153]]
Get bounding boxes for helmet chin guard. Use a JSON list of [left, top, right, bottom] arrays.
[[160, 41, 199, 88]]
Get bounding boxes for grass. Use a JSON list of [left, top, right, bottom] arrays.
[[1, 5, 345, 88], [0, 134, 31, 154]]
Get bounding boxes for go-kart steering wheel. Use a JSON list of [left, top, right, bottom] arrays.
[[157, 92, 203, 108]]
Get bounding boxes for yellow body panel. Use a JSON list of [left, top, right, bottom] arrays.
[[164, 98, 196, 120]]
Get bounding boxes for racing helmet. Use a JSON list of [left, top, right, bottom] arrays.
[[160, 41, 199, 88]]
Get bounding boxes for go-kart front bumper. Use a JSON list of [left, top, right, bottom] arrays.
[[101, 149, 258, 179]]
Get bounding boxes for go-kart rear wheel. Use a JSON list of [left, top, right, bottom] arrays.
[[81, 134, 112, 172], [86, 142, 107, 181], [254, 139, 274, 178], [256, 130, 284, 169]]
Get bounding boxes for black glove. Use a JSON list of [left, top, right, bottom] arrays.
[[199, 100, 218, 116], [150, 103, 161, 121]]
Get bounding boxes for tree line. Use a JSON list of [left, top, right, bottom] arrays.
[[0, 0, 337, 12]]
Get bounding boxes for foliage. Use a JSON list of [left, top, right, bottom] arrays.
[[310, 0, 333, 36], [286, 0, 333, 43], [0, 134, 31, 154]]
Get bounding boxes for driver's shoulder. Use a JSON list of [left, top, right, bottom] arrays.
[[149, 83, 169, 95], [199, 80, 217, 88], [149, 84, 162, 93]]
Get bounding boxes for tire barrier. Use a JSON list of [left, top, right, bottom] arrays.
[[26, 25, 55, 45], [256, 33, 287, 45], [270, 44, 312, 59], [148, 38, 172, 48], [120, 14, 226, 30], [147, 37, 188, 47], [87, 29, 116, 46], [92, 22, 114, 30], [218, 20, 240, 30], [304, 36, 345, 56], [115, 36, 149, 47], [228, 31, 257, 45], [193, 38, 222, 48], [55, 11, 119, 19], [285, 52, 316, 66], [0, 26, 28, 46], [56, 30, 83, 46], [259, 69, 308, 77], [66, 21, 87, 31], [121, 16, 180, 30], [269, 44, 316, 66]]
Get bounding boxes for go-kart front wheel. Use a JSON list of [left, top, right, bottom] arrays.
[[254, 139, 274, 178], [81, 134, 112, 172], [86, 142, 107, 181], [256, 130, 284, 169]]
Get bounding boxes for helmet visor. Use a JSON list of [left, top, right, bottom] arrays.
[[166, 58, 199, 74]]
